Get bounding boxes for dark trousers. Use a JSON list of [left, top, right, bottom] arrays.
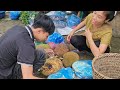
[[8, 49, 46, 79], [70, 35, 110, 53]]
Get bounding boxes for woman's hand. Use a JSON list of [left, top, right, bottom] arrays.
[[67, 31, 74, 43], [84, 28, 92, 39]]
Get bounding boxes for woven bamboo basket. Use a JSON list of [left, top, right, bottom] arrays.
[[92, 53, 120, 79]]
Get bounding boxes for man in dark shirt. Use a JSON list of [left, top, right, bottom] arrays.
[[0, 14, 55, 79]]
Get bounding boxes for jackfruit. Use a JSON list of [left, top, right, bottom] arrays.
[[62, 51, 80, 67], [40, 56, 63, 76], [36, 44, 50, 49], [54, 43, 69, 57]]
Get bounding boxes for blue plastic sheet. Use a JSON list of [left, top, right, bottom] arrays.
[[46, 32, 64, 44], [72, 60, 93, 79], [67, 14, 81, 28], [9, 11, 21, 20], [48, 67, 75, 79]]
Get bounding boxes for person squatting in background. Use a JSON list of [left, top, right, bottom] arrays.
[[67, 11, 117, 57]]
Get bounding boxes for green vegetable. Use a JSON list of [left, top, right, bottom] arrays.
[[19, 11, 39, 25]]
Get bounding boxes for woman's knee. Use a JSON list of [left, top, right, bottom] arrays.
[[70, 35, 85, 44], [70, 35, 86, 46], [70, 36, 78, 44]]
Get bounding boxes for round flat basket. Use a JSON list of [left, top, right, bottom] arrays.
[[92, 53, 120, 79]]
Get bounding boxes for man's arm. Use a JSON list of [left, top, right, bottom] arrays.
[[21, 64, 44, 79]]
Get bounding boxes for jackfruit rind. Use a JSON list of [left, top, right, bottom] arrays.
[[36, 44, 50, 49], [54, 43, 69, 57], [40, 56, 63, 76], [63, 51, 80, 67]]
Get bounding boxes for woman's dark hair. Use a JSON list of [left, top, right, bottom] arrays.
[[32, 13, 55, 35], [104, 11, 116, 22]]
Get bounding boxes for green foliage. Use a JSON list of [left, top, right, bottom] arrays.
[[19, 11, 30, 25], [19, 11, 39, 25]]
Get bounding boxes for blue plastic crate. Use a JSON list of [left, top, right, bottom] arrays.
[[9, 11, 20, 20]]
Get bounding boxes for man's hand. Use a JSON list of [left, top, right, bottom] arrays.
[[44, 49, 54, 57]]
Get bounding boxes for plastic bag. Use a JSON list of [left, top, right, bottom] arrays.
[[9, 11, 21, 20], [50, 15, 66, 21], [67, 14, 81, 28], [0, 11, 5, 19], [72, 60, 93, 79], [53, 20, 66, 28], [47, 42, 56, 49], [54, 11, 66, 18], [48, 11, 66, 21], [46, 32, 64, 44], [47, 67, 75, 79], [48, 11, 67, 28]]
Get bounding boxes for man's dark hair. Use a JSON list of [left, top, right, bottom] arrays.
[[32, 13, 55, 35], [104, 11, 116, 22]]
